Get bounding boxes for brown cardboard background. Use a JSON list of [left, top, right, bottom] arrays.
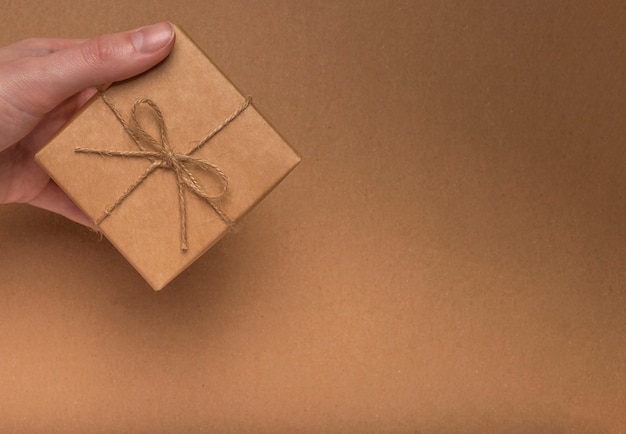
[[0, 1, 624, 431]]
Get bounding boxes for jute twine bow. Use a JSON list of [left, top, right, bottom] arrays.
[[75, 91, 252, 251]]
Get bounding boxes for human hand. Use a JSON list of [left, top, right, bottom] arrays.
[[0, 22, 175, 226]]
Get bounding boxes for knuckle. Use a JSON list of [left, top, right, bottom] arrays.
[[81, 34, 118, 66]]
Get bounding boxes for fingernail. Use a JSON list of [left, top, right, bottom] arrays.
[[131, 22, 174, 53]]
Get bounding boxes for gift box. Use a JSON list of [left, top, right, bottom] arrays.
[[35, 25, 300, 290]]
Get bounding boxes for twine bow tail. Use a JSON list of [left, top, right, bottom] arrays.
[[75, 92, 252, 251]]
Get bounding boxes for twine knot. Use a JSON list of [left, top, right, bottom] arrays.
[[75, 92, 252, 251]]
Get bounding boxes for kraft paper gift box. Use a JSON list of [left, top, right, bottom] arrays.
[[35, 25, 300, 290]]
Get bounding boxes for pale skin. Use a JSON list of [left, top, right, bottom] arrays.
[[0, 22, 175, 226]]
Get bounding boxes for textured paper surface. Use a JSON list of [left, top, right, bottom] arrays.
[[35, 26, 300, 290], [1, 1, 625, 432]]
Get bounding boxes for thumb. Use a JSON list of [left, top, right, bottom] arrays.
[[11, 22, 175, 117]]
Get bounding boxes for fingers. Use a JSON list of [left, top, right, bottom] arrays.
[[0, 38, 86, 63], [17, 88, 98, 156], [8, 22, 175, 117], [27, 180, 94, 227]]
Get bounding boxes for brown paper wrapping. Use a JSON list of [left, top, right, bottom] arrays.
[[35, 25, 300, 290]]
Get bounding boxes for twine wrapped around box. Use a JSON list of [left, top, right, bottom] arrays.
[[75, 91, 252, 251], [35, 24, 301, 290]]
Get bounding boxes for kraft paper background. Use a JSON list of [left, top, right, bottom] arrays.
[[0, 1, 624, 432]]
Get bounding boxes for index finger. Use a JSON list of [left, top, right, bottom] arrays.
[[0, 38, 86, 64], [5, 22, 175, 118]]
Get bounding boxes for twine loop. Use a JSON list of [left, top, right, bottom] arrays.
[[75, 91, 252, 251]]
